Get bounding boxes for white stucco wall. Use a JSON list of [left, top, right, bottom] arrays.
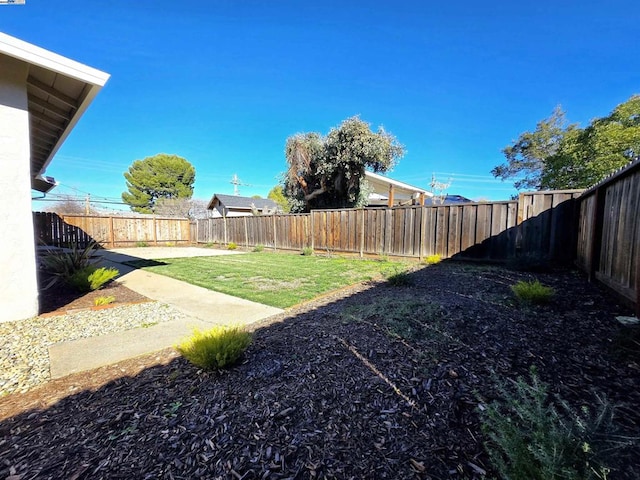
[[0, 54, 39, 322]]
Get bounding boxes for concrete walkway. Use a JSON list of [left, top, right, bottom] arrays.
[[48, 247, 283, 378]]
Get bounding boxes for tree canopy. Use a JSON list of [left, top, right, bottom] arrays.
[[492, 95, 640, 190], [267, 185, 291, 213], [283, 116, 405, 212], [122, 154, 195, 214]]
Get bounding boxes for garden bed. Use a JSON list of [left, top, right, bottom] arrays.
[[1, 261, 639, 479]]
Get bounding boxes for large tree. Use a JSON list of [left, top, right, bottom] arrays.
[[492, 95, 640, 190], [122, 154, 195, 214], [284, 116, 405, 212]]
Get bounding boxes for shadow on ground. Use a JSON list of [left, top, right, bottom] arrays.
[[2, 261, 639, 479]]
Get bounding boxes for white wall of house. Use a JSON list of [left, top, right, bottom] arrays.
[[0, 55, 39, 322]]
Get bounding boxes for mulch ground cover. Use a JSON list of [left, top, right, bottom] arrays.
[[1, 261, 639, 479]]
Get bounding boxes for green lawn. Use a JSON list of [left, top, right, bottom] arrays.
[[130, 252, 412, 308]]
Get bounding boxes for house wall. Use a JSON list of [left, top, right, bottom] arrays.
[[0, 55, 39, 322]]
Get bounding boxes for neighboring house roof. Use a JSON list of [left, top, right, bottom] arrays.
[[207, 193, 279, 212], [0, 33, 110, 192], [424, 194, 473, 206], [364, 170, 433, 206]]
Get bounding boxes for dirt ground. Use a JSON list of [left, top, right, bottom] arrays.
[[1, 261, 639, 479]]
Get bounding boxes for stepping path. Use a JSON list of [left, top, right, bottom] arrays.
[[48, 247, 283, 378]]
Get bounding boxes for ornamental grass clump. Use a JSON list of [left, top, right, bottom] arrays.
[[68, 266, 119, 292], [511, 279, 555, 305], [94, 295, 116, 306], [176, 326, 252, 370]]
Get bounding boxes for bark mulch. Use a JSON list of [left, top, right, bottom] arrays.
[[1, 261, 639, 479]]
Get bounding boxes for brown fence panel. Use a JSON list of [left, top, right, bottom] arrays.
[[577, 160, 640, 312]]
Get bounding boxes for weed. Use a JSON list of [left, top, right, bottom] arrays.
[[176, 326, 252, 370], [135, 241, 149, 247], [479, 368, 625, 480], [94, 295, 116, 306], [301, 246, 314, 256], [424, 254, 442, 265], [165, 241, 176, 247], [511, 280, 555, 304], [204, 242, 215, 248], [227, 242, 238, 250], [253, 244, 265, 252], [141, 321, 158, 328]]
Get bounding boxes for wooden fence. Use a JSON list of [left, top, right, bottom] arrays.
[[195, 191, 583, 262], [33, 212, 192, 248], [576, 159, 640, 315]]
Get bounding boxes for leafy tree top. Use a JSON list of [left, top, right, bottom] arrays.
[[492, 95, 640, 190], [122, 153, 195, 214], [284, 116, 405, 212]]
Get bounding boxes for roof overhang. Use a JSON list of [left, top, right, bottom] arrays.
[[0, 32, 110, 192], [365, 171, 432, 205]]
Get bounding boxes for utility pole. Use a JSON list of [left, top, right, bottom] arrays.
[[85, 194, 91, 215], [230, 174, 251, 196]]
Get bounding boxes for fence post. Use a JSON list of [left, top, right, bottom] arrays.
[[244, 216, 249, 248], [419, 205, 427, 260], [223, 216, 228, 245], [359, 209, 365, 258], [310, 212, 315, 250], [272, 215, 277, 251]]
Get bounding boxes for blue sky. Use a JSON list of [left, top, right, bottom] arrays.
[[3, 1, 639, 211]]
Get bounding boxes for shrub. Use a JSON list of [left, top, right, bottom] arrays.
[[424, 254, 442, 265], [480, 369, 617, 480], [39, 241, 99, 290], [227, 242, 238, 250], [67, 266, 119, 292], [511, 280, 555, 304], [135, 241, 149, 247], [94, 295, 116, 306], [253, 244, 265, 252], [301, 246, 313, 256], [176, 326, 252, 370]]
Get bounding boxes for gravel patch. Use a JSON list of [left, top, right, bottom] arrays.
[[0, 302, 190, 396]]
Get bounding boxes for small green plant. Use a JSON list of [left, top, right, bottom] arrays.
[[94, 295, 116, 306], [165, 241, 176, 247], [301, 246, 314, 256], [387, 267, 411, 286], [253, 244, 265, 252], [135, 241, 149, 247], [67, 266, 119, 292], [227, 242, 238, 250], [511, 280, 555, 304], [163, 401, 183, 418], [480, 369, 618, 480], [424, 254, 442, 265], [176, 326, 252, 370]]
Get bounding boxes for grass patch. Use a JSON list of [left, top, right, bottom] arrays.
[[342, 297, 444, 342], [136, 252, 411, 308]]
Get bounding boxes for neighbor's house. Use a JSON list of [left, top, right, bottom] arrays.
[[207, 193, 281, 218], [0, 33, 109, 323], [364, 171, 433, 207]]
